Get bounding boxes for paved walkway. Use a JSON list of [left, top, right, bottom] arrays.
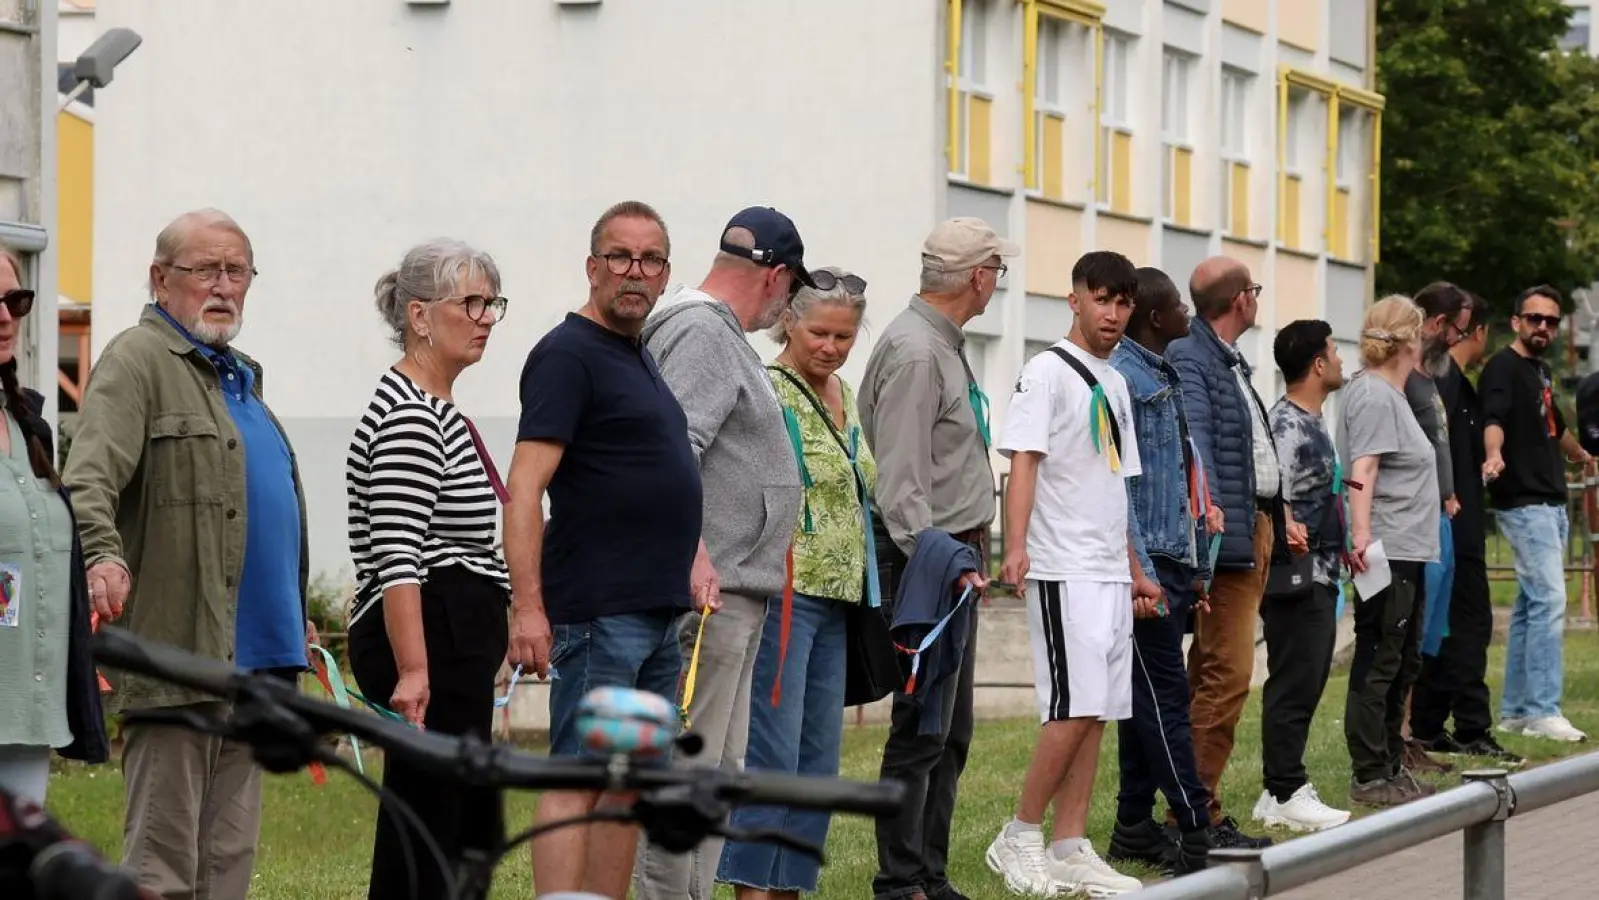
[[1274, 787, 1597, 899]]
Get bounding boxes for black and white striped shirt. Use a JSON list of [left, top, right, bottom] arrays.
[[346, 368, 509, 625]]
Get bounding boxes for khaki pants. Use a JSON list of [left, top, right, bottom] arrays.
[[1183, 510, 1273, 824], [122, 702, 263, 900], [635, 592, 768, 900]]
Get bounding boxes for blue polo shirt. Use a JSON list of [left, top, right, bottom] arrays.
[[516, 313, 702, 624], [152, 305, 304, 669]]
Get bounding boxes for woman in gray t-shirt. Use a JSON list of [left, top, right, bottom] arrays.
[[1338, 295, 1441, 808]]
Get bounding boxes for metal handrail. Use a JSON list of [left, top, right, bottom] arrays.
[[1133, 751, 1599, 899]]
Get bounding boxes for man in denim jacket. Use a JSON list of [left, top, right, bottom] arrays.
[[1106, 268, 1220, 873]]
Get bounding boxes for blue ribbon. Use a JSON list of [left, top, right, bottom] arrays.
[[904, 586, 974, 690]]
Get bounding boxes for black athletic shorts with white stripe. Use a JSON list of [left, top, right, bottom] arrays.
[[1026, 579, 1134, 722]]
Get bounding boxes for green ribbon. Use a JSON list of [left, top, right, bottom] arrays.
[[967, 382, 991, 448], [781, 406, 816, 534], [307, 643, 367, 775], [1088, 384, 1109, 455]]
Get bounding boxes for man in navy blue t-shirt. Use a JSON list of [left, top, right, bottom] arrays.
[[506, 200, 703, 899]]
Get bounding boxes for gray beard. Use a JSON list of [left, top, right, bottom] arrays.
[[1423, 346, 1452, 378]]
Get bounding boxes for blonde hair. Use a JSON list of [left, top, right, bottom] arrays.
[[1360, 294, 1424, 367]]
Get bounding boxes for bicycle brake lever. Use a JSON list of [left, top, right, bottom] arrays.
[[716, 824, 827, 864], [632, 784, 731, 855]]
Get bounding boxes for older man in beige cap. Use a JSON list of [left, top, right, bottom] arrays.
[[857, 216, 1017, 900]]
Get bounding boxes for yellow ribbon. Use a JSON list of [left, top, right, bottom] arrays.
[[680, 608, 713, 729]]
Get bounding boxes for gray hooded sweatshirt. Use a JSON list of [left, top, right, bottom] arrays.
[[642, 286, 803, 599]]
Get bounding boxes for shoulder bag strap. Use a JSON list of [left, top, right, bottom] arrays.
[[1046, 347, 1122, 465]]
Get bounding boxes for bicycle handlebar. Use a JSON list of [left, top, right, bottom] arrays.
[[92, 626, 904, 817]]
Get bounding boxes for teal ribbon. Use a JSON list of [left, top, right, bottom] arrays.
[[307, 643, 367, 775], [850, 426, 883, 609], [781, 406, 816, 534], [967, 382, 992, 449]]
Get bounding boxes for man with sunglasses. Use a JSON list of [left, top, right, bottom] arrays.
[[635, 206, 811, 900], [1479, 285, 1591, 743], [61, 209, 311, 899]]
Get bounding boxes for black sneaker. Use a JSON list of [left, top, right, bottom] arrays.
[[1210, 816, 1273, 849], [1422, 732, 1467, 754], [1457, 733, 1526, 767], [1109, 818, 1178, 871], [1175, 827, 1211, 875]]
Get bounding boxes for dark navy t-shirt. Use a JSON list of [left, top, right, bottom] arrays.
[[517, 313, 703, 624]]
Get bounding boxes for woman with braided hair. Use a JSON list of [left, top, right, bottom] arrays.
[[0, 244, 108, 805]]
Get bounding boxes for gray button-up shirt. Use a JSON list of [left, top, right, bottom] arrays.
[[858, 295, 997, 556]]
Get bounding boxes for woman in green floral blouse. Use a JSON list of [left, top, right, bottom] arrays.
[[717, 267, 876, 899]]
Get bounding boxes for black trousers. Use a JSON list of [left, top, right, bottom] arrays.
[[1116, 560, 1211, 833], [1260, 580, 1339, 801], [872, 525, 982, 900], [1345, 561, 1425, 784], [349, 566, 510, 900], [1411, 554, 1494, 743]]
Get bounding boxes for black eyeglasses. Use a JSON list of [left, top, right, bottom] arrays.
[[598, 253, 669, 278], [1521, 312, 1562, 330], [809, 271, 868, 295], [981, 263, 1009, 280], [449, 294, 509, 323], [1, 288, 35, 318], [1243, 283, 1264, 299]]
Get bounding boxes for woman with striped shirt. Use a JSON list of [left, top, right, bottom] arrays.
[[346, 238, 511, 900]]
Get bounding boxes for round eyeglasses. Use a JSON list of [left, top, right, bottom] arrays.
[[599, 253, 669, 278], [450, 294, 509, 323]]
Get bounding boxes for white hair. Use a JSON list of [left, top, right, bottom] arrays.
[[373, 238, 501, 348]]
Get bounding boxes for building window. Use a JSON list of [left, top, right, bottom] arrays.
[[1562, 5, 1591, 52], [1099, 31, 1134, 214], [1025, 1, 1103, 202], [1221, 68, 1252, 239], [1161, 51, 1194, 227], [1331, 110, 1361, 259], [949, 0, 995, 184], [1280, 88, 1309, 249]]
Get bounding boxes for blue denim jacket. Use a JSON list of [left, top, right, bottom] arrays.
[[1111, 337, 1210, 581]]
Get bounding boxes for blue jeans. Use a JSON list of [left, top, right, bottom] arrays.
[[1422, 513, 1455, 658], [1497, 504, 1569, 721], [716, 592, 848, 893], [547, 610, 683, 757]]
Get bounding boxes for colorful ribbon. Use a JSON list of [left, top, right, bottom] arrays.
[[680, 608, 712, 730], [898, 586, 973, 695], [780, 407, 816, 534], [967, 382, 992, 449], [306, 643, 365, 780], [1088, 385, 1122, 472]]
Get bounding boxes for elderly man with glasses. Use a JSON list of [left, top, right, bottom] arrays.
[[62, 208, 312, 900]]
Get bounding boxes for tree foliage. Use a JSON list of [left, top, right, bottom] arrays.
[[1377, 0, 1598, 313]]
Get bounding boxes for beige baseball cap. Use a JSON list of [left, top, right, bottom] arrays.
[[921, 217, 1021, 272]]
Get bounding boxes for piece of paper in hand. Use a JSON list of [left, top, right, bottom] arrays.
[[1352, 538, 1392, 600]]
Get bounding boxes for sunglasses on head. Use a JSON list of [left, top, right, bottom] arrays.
[[809, 271, 867, 295], [1, 289, 35, 319]]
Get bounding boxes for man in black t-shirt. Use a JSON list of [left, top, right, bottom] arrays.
[[507, 201, 705, 899], [1479, 285, 1592, 744]]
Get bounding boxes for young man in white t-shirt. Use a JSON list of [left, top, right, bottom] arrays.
[[986, 251, 1161, 897]]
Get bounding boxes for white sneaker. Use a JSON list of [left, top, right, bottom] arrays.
[[1253, 784, 1351, 832], [986, 826, 1057, 896], [1519, 715, 1588, 742], [1048, 843, 1142, 897], [1497, 717, 1528, 734]]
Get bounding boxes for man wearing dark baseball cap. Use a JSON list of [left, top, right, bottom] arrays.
[[635, 205, 812, 900]]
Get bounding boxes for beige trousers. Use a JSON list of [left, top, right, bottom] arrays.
[[122, 702, 264, 900]]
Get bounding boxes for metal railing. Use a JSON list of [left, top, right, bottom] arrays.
[[1133, 751, 1599, 899]]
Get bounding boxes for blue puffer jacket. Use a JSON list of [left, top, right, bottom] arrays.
[[1166, 318, 1270, 571]]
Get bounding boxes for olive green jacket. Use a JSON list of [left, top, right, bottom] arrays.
[[63, 306, 309, 713]]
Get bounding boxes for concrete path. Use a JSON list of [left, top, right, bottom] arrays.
[[1273, 788, 1598, 899]]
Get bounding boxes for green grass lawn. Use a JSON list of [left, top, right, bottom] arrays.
[[42, 632, 1599, 899]]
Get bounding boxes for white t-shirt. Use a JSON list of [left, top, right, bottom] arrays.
[[998, 340, 1142, 582]]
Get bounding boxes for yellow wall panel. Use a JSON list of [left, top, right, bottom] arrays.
[[1222, 0, 1270, 34], [1278, 0, 1323, 52], [1331, 186, 1351, 259], [1042, 114, 1065, 200], [1026, 200, 1086, 297], [968, 94, 993, 185], [1173, 147, 1193, 228], [1274, 251, 1320, 324], [1280, 174, 1302, 249], [1096, 214, 1150, 266], [1111, 130, 1133, 214], [1230, 161, 1251, 239], [57, 111, 94, 304]]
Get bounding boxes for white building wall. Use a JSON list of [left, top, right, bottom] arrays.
[[57, 3, 96, 62], [91, 0, 941, 580]]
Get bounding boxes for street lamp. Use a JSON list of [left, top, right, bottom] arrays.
[[58, 27, 142, 112]]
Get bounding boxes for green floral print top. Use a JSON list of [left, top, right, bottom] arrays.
[[769, 364, 878, 604]]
